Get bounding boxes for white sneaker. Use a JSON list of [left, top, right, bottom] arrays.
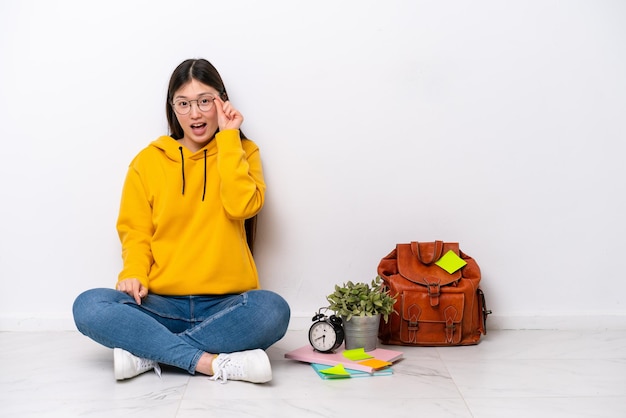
[[113, 348, 162, 380], [210, 349, 272, 384]]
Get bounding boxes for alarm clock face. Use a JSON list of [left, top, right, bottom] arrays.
[[309, 321, 339, 353]]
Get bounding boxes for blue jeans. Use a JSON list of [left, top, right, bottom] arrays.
[[72, 288, 290, 374]]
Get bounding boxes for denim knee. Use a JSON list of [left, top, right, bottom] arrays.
[[271, 292, 291, 336], [72, 288, 119, 334], [252, 290, 291, 345]]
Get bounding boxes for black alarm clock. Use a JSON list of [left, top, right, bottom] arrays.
[[308, 309, 344, 353]]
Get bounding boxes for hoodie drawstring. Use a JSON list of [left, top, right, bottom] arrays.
[[179, 146, 186, 196], [202, 149, 207, 201], [179, 146, 207, 201]]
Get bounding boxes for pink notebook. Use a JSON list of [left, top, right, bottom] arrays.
[[284, 345, 403, 374]]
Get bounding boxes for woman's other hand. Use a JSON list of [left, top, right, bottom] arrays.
[[116, 278, 148, 305]]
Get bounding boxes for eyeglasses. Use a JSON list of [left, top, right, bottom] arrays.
[[171, 95, 216, 115]]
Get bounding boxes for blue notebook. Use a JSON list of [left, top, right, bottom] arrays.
[[311, 363, 394, 379]]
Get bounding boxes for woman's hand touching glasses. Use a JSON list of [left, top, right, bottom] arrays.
[[214, 96, 244, 132]]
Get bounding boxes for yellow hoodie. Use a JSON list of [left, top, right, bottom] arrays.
[[116, 130, 266, 295]]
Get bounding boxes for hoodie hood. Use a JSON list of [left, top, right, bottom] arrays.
[[150, 135, 218, 162], [150, 135, 217, 201]]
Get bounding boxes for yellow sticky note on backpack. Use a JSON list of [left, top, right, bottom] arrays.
[[435, 250, 467, 274]]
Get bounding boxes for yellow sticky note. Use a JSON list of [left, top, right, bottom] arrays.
[[435, 250, 467, 274], [358, 358, 392, 370], [342, 348, 374, 361], [319, 363, 351, 377]]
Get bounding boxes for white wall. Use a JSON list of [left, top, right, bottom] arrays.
[[1, 0, 625, 331]]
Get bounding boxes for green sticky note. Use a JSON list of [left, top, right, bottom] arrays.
[[319, 363, 351, 377], [435, 250, 467, 274], [342, 348, 374, 361]]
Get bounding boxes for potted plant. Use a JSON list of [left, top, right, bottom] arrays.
[[326, 276, 397, 351]]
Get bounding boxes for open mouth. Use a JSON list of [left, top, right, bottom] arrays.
[[190, 123, 207, 135]]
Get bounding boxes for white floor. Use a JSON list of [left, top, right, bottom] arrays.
[[2, 329, 626, 418]]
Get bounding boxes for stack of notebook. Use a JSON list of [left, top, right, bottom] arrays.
[[284, 345, 403, 379]]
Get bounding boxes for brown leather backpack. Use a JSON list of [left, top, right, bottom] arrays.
[[377, 241, 490, 346]]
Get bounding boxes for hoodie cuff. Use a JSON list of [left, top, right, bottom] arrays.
[[215, 129, 241, 149]]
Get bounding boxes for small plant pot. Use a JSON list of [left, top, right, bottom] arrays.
[[342, 315, 381, 351]]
